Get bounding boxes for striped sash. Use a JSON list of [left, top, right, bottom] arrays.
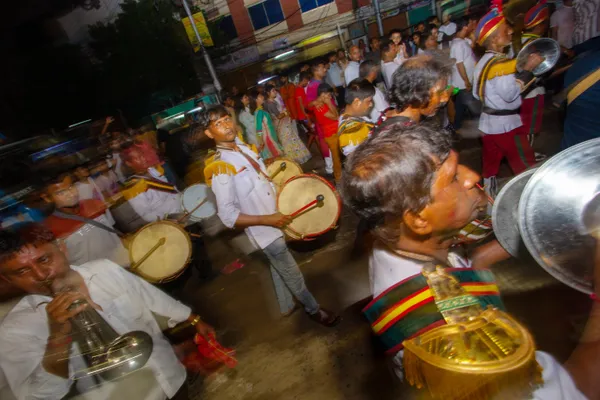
[[362, 268, 503, 355]]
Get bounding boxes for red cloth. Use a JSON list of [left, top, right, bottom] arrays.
[[280, 83, 298, 120], [481, 127, 536, 178], [520, 95, 545, 137], [313, 104, 339, 138], [44, 200, 107, 239], [294, 86, 308, 120]]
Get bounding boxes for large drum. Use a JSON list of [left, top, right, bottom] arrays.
[[277, 174, 341, 240], [181, 184, 217, 222], [266, 158, 302, 189], [128, 221, 192, 283]]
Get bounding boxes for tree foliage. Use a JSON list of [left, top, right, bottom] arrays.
[[88, 0, 201, 122]]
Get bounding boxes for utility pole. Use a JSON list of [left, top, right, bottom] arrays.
[[181, 0, 223, 94], [372, 0, 384, 37]]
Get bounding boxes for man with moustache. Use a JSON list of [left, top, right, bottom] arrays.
[[0, 223, 214, 400]]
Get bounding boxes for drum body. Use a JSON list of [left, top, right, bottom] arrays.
[[182, 184, 217, 222], [129, 221, 192, 283], [266, 158, 302, 189], [277, 174, 341, 240]]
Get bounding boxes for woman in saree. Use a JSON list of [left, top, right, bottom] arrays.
[[236, 94, 258, 146], [251, 92, 283, 161], [264, 84, 312, 165]]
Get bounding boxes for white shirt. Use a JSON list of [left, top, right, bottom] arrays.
[[326, 62, 344, 88], [112, 186, 182, 233], [439, 22, 457, 38], [62, 210, 130, 267], [573, 0, 600, 47], [75, 181, 102, 201], [369, 243, 587, 400], [393, 51, 407, 66], [369, 87, 389, 123], [344, 61, 360, 85], [550, 6, 575, 49], [450, 37, 476, 90], [382, 61, 400, 89], [473, 52, 523, 134], [0, 260, 191, 400], [211, 141, 283, 250]]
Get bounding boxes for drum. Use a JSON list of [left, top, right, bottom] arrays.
[[277, 174, 341, 240], [129, 220, 192, 283], [182, 184, 217, 222], [266, 158, 302, 189]]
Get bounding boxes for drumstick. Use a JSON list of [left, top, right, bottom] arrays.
[[130, 237, 166, 271], [290, 195, 325, 218], [177, 198, 208, 224], [269, 162, 287, 179]]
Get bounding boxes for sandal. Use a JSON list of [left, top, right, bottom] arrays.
[[308, 308, 341, 327]]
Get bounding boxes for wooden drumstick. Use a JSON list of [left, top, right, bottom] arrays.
[[130, 237, 166, 271], [177, 198, 208, 224], [269, 162, 287, 179], [289, 195, 325, 219]]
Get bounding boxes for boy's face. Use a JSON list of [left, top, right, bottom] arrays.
[[44, 176, 79, 209], [390, 32, 402, 45], [300, 78, 309, 87], [204, 115, 236, 143], [353, 96, 374, 116], [319, 92, 332, 102], [74, 167, 89, 179]]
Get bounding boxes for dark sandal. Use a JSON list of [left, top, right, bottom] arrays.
[[309, 308, 341, 327]]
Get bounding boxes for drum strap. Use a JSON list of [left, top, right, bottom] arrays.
[[53, 211, 122, 236], [217, 145, 273, 183]]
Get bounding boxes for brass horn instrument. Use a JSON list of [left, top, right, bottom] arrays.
[[51, 283, 154, 381]]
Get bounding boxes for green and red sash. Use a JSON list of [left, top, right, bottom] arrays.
[[363, 268, 503, 355]]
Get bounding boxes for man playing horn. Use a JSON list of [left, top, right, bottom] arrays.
[[0, 224, 214, 400]]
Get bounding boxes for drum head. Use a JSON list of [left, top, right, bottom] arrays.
[[492, 168, 537, 257], [278, 174, 341, 239], [129, 221, 191, 283], [267, 158, 303, 188], [182, 184, 216, 221], [519, 139, 600, 294]]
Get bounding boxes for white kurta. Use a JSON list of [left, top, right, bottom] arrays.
[[369, 87, 390, 123], [210, 141, 283, 250], [0, 260, 191, 400], [473, 52, 523, 134], [369, 243, 588, 399], [344, 61, 361, 85]]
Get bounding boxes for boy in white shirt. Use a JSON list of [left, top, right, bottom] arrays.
[[450, 17, 479, 130], [201, 105, 340, 326], [359, 60, 389, 123]]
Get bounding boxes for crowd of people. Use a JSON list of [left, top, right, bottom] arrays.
[[2, 0, 600, 399]]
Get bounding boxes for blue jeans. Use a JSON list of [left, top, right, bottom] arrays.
[[263, 238, 320, 315]]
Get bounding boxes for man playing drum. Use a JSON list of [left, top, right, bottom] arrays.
[[42, 174, 129, 267], [341, 122, 595, 399], [0, 223, 215, 400], [200, 105, 340, 326], [116, 145, 184, 233]]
